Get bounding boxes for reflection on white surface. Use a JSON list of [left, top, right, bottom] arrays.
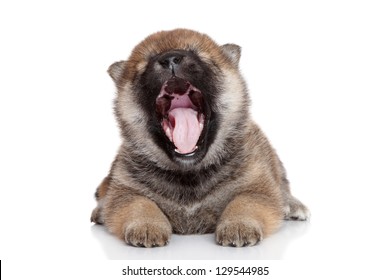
[[90, 220, 310, 260]]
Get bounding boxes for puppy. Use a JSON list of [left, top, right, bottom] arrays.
[[91, 29, 309, 247]]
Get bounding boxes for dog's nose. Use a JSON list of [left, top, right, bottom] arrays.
[[158, 53, 184, 74]]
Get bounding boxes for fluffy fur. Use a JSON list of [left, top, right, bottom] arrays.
[[91, 29, 309, 247]]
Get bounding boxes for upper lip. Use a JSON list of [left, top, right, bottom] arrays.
[[156, 76, 204, 115]]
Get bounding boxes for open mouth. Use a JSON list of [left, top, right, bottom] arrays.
[[156, 76, 205, 156]]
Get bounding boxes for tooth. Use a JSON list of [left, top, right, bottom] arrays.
[[165, 127, 172, 141], [174, 146, 198, 156]]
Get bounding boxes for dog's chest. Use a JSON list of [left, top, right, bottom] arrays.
[[168, 203, 219, 234], [155, 193, 231, 234]]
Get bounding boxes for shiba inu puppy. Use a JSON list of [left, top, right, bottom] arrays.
[[91, 29, 310, 247]]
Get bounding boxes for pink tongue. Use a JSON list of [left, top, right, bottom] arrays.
[[169, 108, 201, 154]]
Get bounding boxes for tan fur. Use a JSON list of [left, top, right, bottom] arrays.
[[90, 176, 110, 224], [91, 29, 309, 247], [104, 194, 172, 247], [118, 29, 235, 86], [216, 195, 282, 246], [97, 176, 110, 198]]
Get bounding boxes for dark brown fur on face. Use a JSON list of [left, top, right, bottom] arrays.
[[90, 29, 310, 247]]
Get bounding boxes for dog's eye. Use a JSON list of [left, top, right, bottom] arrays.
[[188, 63, 196, 69]]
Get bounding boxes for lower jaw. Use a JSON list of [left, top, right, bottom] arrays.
[[170, 145, 205, 166], [175, 146, 198, 157]]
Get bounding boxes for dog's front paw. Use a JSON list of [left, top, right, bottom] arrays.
[[216, 219, 263, 247], [124, 221, 172, 248]]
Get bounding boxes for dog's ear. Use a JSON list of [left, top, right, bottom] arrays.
[[108, 61, 126, 84], [221, 44, 241, 66]]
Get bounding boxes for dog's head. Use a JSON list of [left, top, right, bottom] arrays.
[[110, 29, 249, 169]]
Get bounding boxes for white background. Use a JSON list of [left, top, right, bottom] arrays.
[[1, 0, 389, 279]]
